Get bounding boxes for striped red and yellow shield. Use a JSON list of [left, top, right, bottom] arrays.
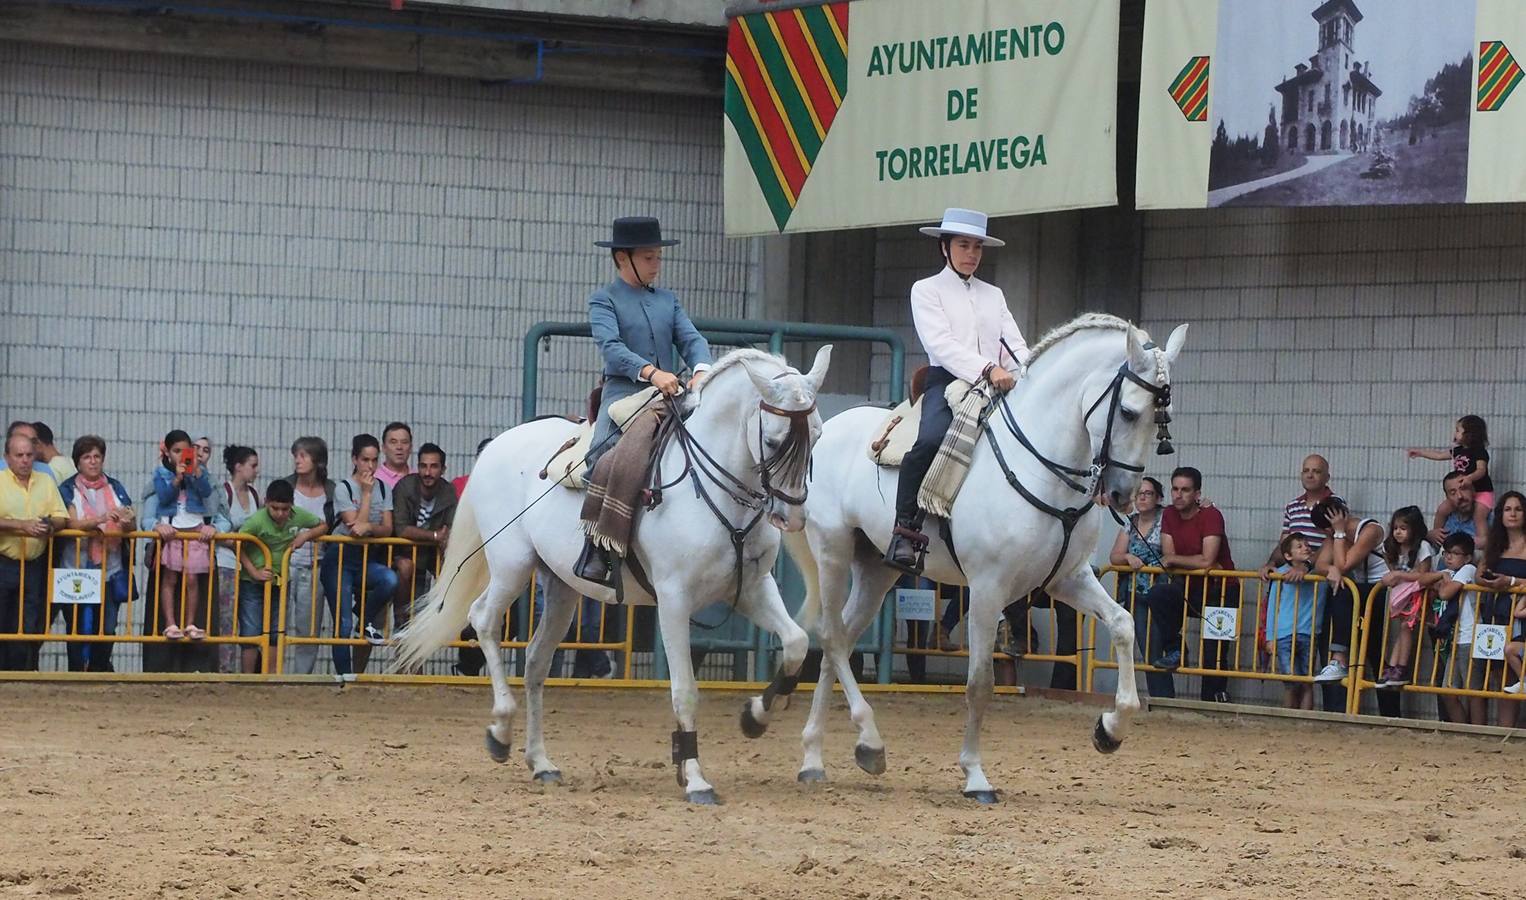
[[1478, 40, 1522, 113], [1168, 56, 1210, 122], [725, 3, 849, 231]]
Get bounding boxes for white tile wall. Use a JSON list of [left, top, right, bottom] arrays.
[[1139, 204, 1526, 561], [0, 41, 759, 487]]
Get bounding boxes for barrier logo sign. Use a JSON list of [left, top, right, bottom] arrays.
[[53, 568, 103, 605], [1202, 606, 1238, 641], [1471, 623, 1507, 660]]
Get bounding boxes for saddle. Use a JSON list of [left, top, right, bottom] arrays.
[[866, 366, 976, 467], [540, 386, 661, 490]]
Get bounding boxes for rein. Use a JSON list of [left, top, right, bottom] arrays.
[[982, 349, 1175, 590], [651, 392, 816, 626]]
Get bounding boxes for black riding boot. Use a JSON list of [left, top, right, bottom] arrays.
[[884, 513, 929, 575], [574, 537, 614, 586]]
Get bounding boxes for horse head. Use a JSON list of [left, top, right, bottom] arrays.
[[1091, 323, 1189, 511], [738, 345, 831, 532]]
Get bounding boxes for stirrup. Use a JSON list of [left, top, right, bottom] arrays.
[[574, 540, 615, 587], [884, 525, 929, 575]]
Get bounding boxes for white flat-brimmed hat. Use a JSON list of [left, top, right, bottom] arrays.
[[918, 207, 1005, 247]]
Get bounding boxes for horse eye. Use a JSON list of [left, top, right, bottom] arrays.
[[1121, 408, 1140, 423]]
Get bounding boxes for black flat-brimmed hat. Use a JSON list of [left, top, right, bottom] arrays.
[[594, 216, 680, 249]]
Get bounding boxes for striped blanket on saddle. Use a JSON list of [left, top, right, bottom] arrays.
[[916, 380, 995, 519], [581, 406, 668, 556]]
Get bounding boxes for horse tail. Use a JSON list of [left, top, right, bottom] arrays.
[[782, 529, 822, 633], [392, 488, 489, 673]]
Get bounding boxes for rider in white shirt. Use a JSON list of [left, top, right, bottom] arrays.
[[886, 208, 1031, 574]]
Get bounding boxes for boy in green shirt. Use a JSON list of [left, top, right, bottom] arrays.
[[237, 479, 327, 673]]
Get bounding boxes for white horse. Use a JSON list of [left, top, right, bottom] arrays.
[[394, 346, 830, 804], [784, 315, 1187, 802]]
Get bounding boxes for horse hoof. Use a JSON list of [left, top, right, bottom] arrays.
[[484, 728, 511, 764], [1092, 716, 1123, 755], [686, 789, 721, 806], [854, 744, 886, 776], [533, 769, 563, 786], [797, 768, 828, 784], [739, 699, 768, 739], [962, 789, 1000, 805]]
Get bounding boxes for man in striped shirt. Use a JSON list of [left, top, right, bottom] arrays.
[[1259, 454, 1339, 581]]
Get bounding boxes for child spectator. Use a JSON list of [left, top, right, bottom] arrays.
[[152, 430, 215, 641], [1424, 533, 1483, 723], [237, 479, 326, 673], [1263, 534, 1324, 709], [322, 434, 399, 673], [1372, 506, 1435, 688], [211, 446, 262, 672], [1408, 414, 1494, 522]]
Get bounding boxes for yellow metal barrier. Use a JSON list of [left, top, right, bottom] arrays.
[[274, 535, 638, 679], [1086, 565, 1363, 707], [896, 581, 1085, 685], [1349, 582, 1526, 723], [0, 529, 275, 673]]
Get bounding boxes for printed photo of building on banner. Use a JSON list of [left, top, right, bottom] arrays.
[[1137, 0, 1526, 209]]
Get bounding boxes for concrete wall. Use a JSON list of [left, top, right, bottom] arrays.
[[1136, 204, 1526, 563], [0, 41, 759, 483]]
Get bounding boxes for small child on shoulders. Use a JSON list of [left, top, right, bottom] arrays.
[[1407, 414, 1494, 525], [1263, 534, 1324, 710]]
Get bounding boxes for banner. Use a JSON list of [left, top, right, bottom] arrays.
[[1138, 0, 1526, 209], [722, 0, 1120, 236]]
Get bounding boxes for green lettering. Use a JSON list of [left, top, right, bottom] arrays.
[[938, 142, 952, 175], [979, 139, 995, 170], [1032, 134, 1047, 165], [965, 32, 988, 66], [994, 29, 1009, 62], [915, 38, 934, 72], [996, 137, 1010, 170], [947, 34, 965, 67], [908, 145, 922, 178], [1009, 27, 1028, 58], [1011, 135, 1030, 168], [1043, 22, 1065, 55], [867, 45, 885, 78], [933, 36, 949, 68], [876, 149, 888, 181], [888, 148, 907, 180]]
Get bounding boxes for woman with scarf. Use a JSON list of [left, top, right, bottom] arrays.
[[56, 435, 135, 672]]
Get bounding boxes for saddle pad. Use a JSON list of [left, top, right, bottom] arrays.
[[867, 378, 975, 467], [541, 385, 662, 491]]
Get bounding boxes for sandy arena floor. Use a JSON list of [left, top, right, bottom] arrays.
[[0, 683, 1521, 899]]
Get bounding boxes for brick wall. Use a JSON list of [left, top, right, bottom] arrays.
[[0, 41, 757, 487], [1138, 204, 1526, 560]]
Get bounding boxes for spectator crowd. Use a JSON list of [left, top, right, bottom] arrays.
[[0, 419, 478, 676]]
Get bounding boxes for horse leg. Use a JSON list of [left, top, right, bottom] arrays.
[[797, 533, 851, 783], [831, 553, 900, 776], [470, 574, 527, 765], [656, 599, 717, 804], [1052, 567, 1141, 752], [739, 576, 809, 739], [958, 594, 1002, 803], [522, 574, 581, 784]]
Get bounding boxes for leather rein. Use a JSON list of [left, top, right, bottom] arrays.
[[980, 351, 1175, 591], [643, 393, 816, 622]]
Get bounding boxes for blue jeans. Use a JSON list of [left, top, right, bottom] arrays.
[[318, 548, 398, 675], [1275, 634, 1314, 677]]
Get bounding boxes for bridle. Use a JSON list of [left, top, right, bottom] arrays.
[[651, 390, 817, 623], [981, 345, 1175, 590]]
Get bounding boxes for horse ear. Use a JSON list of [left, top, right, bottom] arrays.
[[741, 360, 784, 404], [1164, 324, 1189, 363], [804, 344, 832, 392], [1125, 326, 1152, 374]]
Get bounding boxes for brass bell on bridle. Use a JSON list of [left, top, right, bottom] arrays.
[[1153, 387, 1174, 455]]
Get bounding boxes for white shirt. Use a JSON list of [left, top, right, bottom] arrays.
[[1449, 564, 1479, 644], [910, 266, 1029, 384]]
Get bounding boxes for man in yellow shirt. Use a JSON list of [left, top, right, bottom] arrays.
[[0, 433, 68, 670]]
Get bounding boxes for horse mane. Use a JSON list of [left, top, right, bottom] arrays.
[[1026, 313, 1138, 363], [693, 348, 788, 398]]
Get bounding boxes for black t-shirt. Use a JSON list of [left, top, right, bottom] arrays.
[[1452, 444, 1493, 493]]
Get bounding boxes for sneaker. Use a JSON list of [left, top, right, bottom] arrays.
[[1152, 650, 1182, 671], [363, 624, 385, 646], [1313, 660, 1347, 683], [1504, 681, 1525, 695], [1377, 666, 1409, 689], [1211, 691, 1231, 704]]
